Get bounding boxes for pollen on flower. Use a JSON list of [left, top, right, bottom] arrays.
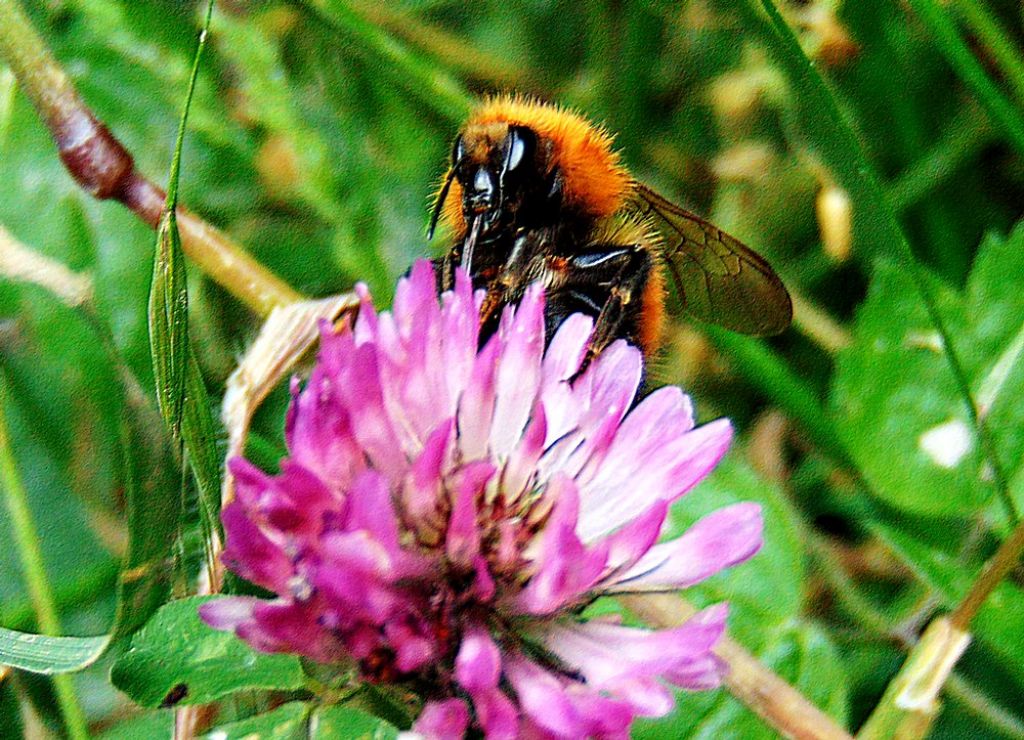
[[200, 260, 764, 739]]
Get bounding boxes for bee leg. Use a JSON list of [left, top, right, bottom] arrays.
[[560, 246, 653, 375], [431, 252, 458, 292]]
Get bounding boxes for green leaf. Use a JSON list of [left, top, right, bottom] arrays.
[[183, 347, 224, 542], [202, 701, 399, 740], [110, 596, 305, 708], [832, 222, 1024, 516], [149, 210, 190, 441], [738, 0, 1015, 520], [201, 701, 311, 739], [0, 631, 108, 675], [831, 260, 981, 515], [634, 622, 848, 739], [313, 704, 399, 739]]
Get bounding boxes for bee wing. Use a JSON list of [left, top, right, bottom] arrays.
[[630, 183, 792, 336]]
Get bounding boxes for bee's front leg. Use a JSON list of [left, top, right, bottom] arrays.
[[432, 251, 459, 293]]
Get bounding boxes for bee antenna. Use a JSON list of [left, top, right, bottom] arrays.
[[428, 167, 457, 240]]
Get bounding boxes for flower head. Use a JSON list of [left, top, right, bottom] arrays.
[[201, 261, 763, 739]]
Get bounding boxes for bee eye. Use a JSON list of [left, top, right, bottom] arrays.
[[451, 134, 465, 166], [502, 126, 535, 174]]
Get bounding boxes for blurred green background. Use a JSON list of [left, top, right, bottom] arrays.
[[1, 0, 1023, 737]]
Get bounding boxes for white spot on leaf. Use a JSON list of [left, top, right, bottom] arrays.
[[918, 419, 973, 469]]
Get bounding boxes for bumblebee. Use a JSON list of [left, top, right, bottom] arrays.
[[428, 96, 792, 359]]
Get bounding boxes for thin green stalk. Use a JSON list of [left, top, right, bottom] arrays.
[[151, 0, 224, 579], [162, 11, 223, 737], [808, 549, 1024, 738], [954, 0, 1024, 106], [736, 3, 1024, 735], [740, 6, 1024, 732], [295, 0, 473, 123], [905, 0, 1024, 160], [0, 377, 88, 740], [886, 106, 995, 215], [808, 534, 1024, 737], [946, 675, 1024, 739], [342, 0, 525, 86], [739, 0, 1017, 526], [857, 617, 967, 738], [166, 0, 214, 210]]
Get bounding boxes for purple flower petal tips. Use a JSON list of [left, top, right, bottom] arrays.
[[203, 261, 763, 739]]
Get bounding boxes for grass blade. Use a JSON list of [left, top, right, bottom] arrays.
[[298, 0, 473, 123], [149, 211, 189, 439], [0, 4, 222, 678], [0, 289, 183, 676], [907, 0, 1024, 158], [0, 376, 89, 737], [148, 1, 223, 554], [736, 0, 1016, 525]]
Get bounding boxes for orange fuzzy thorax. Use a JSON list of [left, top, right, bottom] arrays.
[[439, 95, 632, 234]]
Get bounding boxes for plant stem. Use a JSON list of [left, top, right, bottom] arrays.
[[954, 0, 1024, 107], [737, 4, 1024, 735], [166, 0, 215, 211], [885, 106, 994, 215], [946, 674, 1024, 739], [905, 0, 1024, 159], [949, 519, 1024, 629], [856, 617, 969, 739], [342, 0, 525, 86], [296, 0, 473, 124], [0, 377, 89, 740], [0, 0, 301, 316], [623, 594, 853, 740], [811, 532, 1024, 737]]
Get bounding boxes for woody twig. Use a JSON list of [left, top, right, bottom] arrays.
[[0, 0, 300, 316]]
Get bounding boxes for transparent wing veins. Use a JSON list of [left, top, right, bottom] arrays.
[[630, 182, 792, 336]]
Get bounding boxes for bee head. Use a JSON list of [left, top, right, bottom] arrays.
[[428, 122, 562, 245], [461, 123, 555, 229]]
